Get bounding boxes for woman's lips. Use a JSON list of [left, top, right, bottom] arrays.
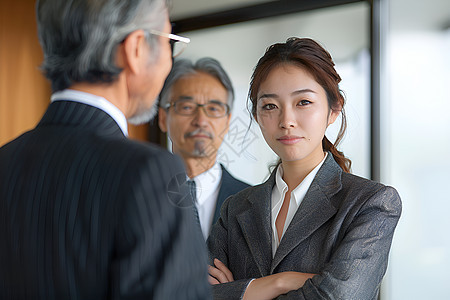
[[277, 135, 304, 145]]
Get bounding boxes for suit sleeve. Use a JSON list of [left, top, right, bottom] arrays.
[[111, 151, 211, 300], [207, 195, 253, 300], [276, 186, 402, 299]]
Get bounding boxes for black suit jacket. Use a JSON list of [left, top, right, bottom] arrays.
[[212, 165, 250, 225], [207, 153, 401, 299], [0, 101, 211, 299]]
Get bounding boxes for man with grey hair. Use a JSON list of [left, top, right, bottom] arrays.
[[158, 58, 250, 240], [0, 0, 211, 299]]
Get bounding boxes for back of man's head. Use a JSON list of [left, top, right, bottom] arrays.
[[36, 0, 168, 92], [159, 57, 235, 109]]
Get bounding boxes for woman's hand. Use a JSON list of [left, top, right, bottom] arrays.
[[243, 271, 316, 300], [208, 258, 234, 285]]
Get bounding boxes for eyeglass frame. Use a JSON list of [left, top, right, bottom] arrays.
[[164, 99, 231, 118], [146, 29, 190, 58]]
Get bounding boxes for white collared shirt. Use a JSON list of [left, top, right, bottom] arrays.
[[191, 162, 222, 240], [51, 89, 128, 136], [271, 153, 328, 257]]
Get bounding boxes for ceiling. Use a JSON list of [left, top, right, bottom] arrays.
[[170, 0, 450, 31], [169, 0, 273, 20]]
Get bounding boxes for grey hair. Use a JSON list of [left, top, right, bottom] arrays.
[[36, 0, 168, 92], [158, 57, 235, 109]]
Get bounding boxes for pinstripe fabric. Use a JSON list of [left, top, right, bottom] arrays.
[[0, 101, 211, 299]]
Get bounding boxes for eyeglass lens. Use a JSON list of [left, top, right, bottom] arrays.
[[171, 41, 187, 58], [173, 100, 228, 117]]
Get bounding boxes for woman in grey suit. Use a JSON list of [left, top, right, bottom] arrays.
[[207, 38, 401, 299]]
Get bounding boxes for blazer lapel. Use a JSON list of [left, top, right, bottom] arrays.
[[236, 173, 275, 277], [271, 154, 342, 273], [213, 166, 232, 224]]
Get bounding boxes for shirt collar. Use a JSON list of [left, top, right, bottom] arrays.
[[51, 89, 128, 136], [191, 162, 222, 206], [273, 152, 328, 207], [274, 164, 288, 198]]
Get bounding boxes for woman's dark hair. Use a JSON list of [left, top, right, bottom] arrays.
[[248, 37, 351, 172]]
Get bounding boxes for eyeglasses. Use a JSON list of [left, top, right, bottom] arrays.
[[147, 30, 190, 58], [165, 99, 230, 118]]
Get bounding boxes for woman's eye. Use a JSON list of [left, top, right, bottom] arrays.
[[298, 100, 312, 106], [262, 103, 277, 110]]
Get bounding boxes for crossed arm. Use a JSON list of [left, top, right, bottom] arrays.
[[207, 185, 402, 300], [209, 259, 316, 299]]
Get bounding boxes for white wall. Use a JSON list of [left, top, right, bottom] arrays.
[[175, 2, 371, 185], [170, 1, 450, 298], [1, 0, 445, 297]]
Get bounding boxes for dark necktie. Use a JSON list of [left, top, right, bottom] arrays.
[[187, 180, 201, 228]]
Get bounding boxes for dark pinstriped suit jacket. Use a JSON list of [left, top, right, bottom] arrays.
[[207, 153, 401, 299], [0, 101, 211, 299]]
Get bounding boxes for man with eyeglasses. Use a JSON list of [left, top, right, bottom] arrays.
[[158, 58, 250, 240], [0, 0, 210, 299]]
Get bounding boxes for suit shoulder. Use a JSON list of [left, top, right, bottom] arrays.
[[112, 138, 176, 160], [112, 137, 165, 154], [228, 182, 257, 198], [101, 138, 186, 176], [340, 172, 384, 193], [339, 172, 402, 212], [221, 183, 261, 211], [221, 166, 251, 189], [231, 177, 251, 190], [341, 172, 399, 193]]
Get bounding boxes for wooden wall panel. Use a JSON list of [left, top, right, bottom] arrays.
[[0, 0, 50, 146], [128, 124, 149, 142]]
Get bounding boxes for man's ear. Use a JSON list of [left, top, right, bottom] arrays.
[[158, 107, 168, 132], [220, 113, 232, 137], [226, 113, 232, 127], [122, 29, 148, 75]]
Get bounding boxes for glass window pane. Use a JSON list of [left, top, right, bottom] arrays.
[[384, 0, 450, 299], [175, 2, 371, 184]]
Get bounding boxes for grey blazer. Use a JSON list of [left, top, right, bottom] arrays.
[[207, 153, 401, 299]]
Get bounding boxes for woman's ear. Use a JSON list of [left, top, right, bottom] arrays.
[[328, 107, 341, 126], [121, 29, 148, 75]]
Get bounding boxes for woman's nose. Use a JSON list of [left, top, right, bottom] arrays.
[[279, 108, 297, 129]]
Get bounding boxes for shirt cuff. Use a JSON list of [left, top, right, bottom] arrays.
[[240, 278, 256, 300]]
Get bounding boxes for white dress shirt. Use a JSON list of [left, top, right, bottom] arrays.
[[271, 153, 328, 257], [51, 89, 128, 136], [191, 162, 222, 240]]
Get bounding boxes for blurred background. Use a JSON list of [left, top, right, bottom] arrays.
[[1, 0, 449, 299]]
